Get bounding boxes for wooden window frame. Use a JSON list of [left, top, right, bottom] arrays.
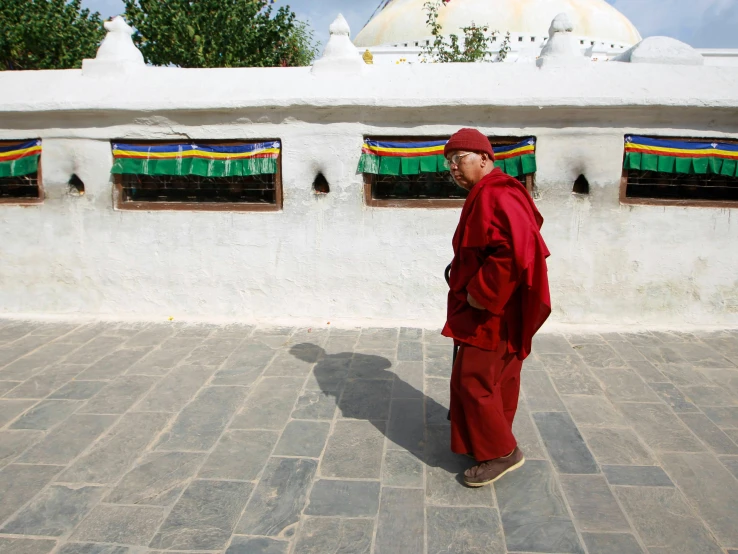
[[112, 140, 283, 212], [0, 141, 43, 206], [363, 136, 536, 208], [620, 136, 738, 209]]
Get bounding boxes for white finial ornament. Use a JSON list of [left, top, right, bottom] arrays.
[[311, 14, 365, 75], [537, 13, 589, 68], [82, 16, 145, 76], [329, 14, 351, 37]]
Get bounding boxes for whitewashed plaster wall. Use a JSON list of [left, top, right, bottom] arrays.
[[1, 60, 737, 328]]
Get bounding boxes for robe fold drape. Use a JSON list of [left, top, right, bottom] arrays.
[[442, 168, 551, 461], [442, 168, 551, 360]]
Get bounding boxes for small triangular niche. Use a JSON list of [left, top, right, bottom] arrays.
[[68, 173, 85, 195], [313, 172, 330, 194], [573, 174, 589, 194]]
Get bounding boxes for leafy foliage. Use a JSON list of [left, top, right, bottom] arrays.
[[122, 0, 320, 68], [420, 0, 511, 63], [0, 0, 105, 70]]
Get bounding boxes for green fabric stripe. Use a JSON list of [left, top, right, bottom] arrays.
[[675, 158, 692, 174], [657, 156, 675, 173], [0, 155, 39, 178], [709, 158, 723, 174], [361, 154, 450, 175], [625, 152, 738, 177], [419, 156, 439, 173], [359, 152, 531, 176], [401, 157, 420, 175], [641, 153, 659, 172], [506, 157, 523, 178], [111, 157, 277, 176], [378, 157, 401, 176], [521, 154, 537, 175], [493, 154, 537, 178], [693, 158, 709, 174], [625, 152, 642, 170], [721, 159, 737, 177], [358, 154, 380, 174]]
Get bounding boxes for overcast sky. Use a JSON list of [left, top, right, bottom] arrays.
[[82, 0, 738, 50]]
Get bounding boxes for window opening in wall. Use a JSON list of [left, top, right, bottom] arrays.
[[111, 140, 282, 211], [359, 136, 537, 207], [573, 174, 589, 194], [622, 135, 738, 206], [0, 140, 42, 204], [518, 36, 524, 42], [313, 172, 330, 194]]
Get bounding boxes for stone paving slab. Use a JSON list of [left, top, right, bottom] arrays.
[[0, 321, 737, 554]]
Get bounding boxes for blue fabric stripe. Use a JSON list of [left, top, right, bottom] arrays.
[[112, 141, 281, 154], [365, 139, 447, 149], [365, 137, 536, 153], [493, 138, 536, 154], [626, 135, 738, 153], [0, 140, 40, 153]]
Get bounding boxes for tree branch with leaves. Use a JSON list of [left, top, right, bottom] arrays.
[[420, 0, 510, 63], [122, 0, 319, 68], [0, 0, 105, 70]]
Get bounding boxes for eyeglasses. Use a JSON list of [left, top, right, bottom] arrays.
[[446, 152, 474, 166]]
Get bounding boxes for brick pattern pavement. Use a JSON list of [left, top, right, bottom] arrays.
[[0, 320, 737, 554]]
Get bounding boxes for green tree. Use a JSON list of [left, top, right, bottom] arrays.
[[122, 0, 320, 68], [421, 0, 511, 63], [0, 0, 105, 70]]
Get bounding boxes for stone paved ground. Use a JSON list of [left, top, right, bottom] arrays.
[[0, 321, 737, 554]]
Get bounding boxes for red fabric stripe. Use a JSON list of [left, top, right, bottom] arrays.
[[361, 148, 443, 158], [113, 152, 278, 160], [0, 151, 39, 162], [625, 147, 738, 160], [495, 151, 532, 161]]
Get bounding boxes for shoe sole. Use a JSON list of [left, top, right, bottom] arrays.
[[464, 457, 526, 488]]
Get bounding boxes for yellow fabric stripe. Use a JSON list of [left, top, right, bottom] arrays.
[[361, 144, 535, 158], [361, 143, 444, 155], [626, 143, 738, 157], [496, 145, 535, 157], [0, 145, 42, 159], [113, 148, 280, 160]]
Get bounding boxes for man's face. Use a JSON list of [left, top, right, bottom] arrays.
[[446, 150, 487, 190]]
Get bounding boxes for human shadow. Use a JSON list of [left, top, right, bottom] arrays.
[[289, 343, 474, 476]]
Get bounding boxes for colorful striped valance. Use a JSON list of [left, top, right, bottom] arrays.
[[111, 141, 281, 177], [494, 139, 537, 178], [0, 140, 41, 178], [358, 137, 536, 178], [624, 135, 738, 177]]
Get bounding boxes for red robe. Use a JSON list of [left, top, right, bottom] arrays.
[[442, 168, 551, 359], [442, 168, 551, 461]]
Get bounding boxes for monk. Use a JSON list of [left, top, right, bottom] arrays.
[[442, 128, 551, 487]]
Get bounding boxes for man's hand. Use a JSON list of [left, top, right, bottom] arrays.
[[467, 292, 486, 310]]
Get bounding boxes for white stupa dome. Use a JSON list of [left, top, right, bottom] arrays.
[[354, 0, 642, 48]]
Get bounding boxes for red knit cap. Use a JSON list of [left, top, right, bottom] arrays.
[[444, 128, 494, 159]]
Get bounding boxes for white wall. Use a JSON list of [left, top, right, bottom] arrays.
[[1, 61, 737, 328]]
